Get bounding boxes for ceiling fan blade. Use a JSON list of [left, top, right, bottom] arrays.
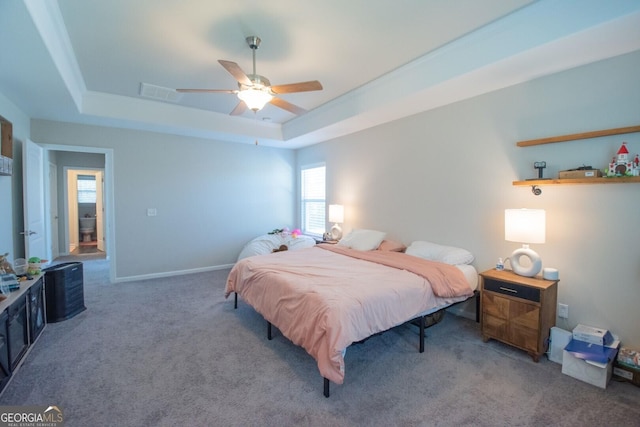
[[218, 60, 252, 86], [176, 89, 237, 93], [270, 97, 307, 115], [270, 80, 323, 94], [230, 101, 248, 116]]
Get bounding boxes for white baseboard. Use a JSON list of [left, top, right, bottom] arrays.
[[114, 263, 235, 283]]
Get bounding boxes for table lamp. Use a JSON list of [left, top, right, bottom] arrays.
[[505, 208, 546, 277], [328, 204, 344, 240]]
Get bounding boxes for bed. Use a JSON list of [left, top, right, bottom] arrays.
[[236, 232, 316, 260], [225, 232, 477, 397]]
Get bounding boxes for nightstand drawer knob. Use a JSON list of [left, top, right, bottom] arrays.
[[499, 286, 518, 294]]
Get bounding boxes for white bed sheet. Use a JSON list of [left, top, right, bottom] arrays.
[[237, 233, 316, 260]]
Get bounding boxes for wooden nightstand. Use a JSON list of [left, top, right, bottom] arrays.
[[480, 269, 558, 362]]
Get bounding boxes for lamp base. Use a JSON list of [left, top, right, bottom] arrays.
[[330, 224, 342, 241], [509, 246, 542, 277]]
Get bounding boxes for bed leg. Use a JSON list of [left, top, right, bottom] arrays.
[[234, 293, 238, 309], [475, 290, 480, 323], [267, 321, 272, 340], [419, 315, 425, 353], [323, 377, 330, 398]]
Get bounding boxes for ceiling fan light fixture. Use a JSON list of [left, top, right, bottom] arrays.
[[237, 87, 273, 111], [178, 35, 322, 116]]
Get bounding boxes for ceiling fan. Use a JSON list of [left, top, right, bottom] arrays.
[[177, 36, 323, 116]]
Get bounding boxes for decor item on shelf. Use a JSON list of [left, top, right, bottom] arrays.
[[607, 142, 639, 177], [558, 166, 602, 179], [528, 161, 549, 180], [328, 204, 344, 241], [0, 253, 15, 275], [525, 161, 549, 195], [504, 208, 546, 277]]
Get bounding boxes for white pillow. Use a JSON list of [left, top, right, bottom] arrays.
[[405, 241, 474, 265], [337, 229, 387, 251]]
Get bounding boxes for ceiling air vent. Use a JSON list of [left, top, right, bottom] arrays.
[[139, 83, 182, 102]]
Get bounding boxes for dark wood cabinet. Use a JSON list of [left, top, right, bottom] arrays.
[[7, 294, 29, 371], [0, 275, 47, 395], [28, 279, 46, 343], [0, 311, 10, 391]]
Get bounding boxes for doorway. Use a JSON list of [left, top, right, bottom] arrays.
[[38, 144, 116, 283], [65, 168, 105, 255]]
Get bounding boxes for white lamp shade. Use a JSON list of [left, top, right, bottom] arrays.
[[329, 204, 344, 224], [505, 209, 545, 244], [237, 88, 273, 111]]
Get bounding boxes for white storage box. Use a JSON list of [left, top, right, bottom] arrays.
[[573, 324, 614, 346], [549, 327, 572, 364], [562, 339, 620, 389]]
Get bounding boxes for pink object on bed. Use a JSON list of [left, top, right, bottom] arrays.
[[225, 246, 473, 385]]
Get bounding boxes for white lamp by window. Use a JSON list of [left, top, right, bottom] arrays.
[[328, 204, 344, 240], [505, 208, 546, 277]]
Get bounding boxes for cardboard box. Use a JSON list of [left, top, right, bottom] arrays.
[[617, 346, 640, 369], [573, 324, 614, 346], [562, 339, 620, 389], [558, 169, 602, 179], [612, 362, 640, 387]]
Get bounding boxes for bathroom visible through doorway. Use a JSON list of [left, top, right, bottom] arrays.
[[65, 168, 105, 256]]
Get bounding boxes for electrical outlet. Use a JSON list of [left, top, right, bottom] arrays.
[[558, 303, 569, 319]]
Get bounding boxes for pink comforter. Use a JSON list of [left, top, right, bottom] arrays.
[[225, 246, 473, 384]]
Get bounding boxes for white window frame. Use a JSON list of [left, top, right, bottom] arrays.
[[300, 163, 326, 237], [77, 175, 97, 203]]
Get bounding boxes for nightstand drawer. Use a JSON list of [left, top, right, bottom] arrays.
[[483, 278, 540, 302]]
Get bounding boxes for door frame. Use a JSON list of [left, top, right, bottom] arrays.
[[48, 161, 59, 260], [63, 167, 105, 254], [41, 143, 116, 283]]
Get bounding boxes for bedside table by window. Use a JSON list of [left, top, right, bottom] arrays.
[[480, 269, 558, 362]]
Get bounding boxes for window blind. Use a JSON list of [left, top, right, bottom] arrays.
[[300, 165, 325, 236]]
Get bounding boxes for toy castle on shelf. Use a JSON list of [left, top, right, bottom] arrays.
[[607, 142, 639, 177]]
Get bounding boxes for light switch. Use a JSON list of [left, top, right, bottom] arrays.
[[147, 208, 157, 217]]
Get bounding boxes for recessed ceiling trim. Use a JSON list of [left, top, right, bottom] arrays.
[[20, 0, 640, 150], [24, 0, 86, 110], [281, 1, 640, 145], [81, 91, 283, 145]]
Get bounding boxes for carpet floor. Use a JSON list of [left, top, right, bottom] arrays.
[[0, 258, 638, 426]]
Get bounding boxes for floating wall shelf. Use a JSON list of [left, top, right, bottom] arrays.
[[516, 125, 640, 147], [514, 125, 640, 195], [513, 177, 640, 186]]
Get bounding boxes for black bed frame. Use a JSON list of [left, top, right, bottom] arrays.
[[233, 291, 479, 397]]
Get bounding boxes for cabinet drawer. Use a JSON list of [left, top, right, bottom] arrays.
[[484, 278, 540, 302]]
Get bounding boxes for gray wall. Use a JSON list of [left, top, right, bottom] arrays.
[[0, 93, 30, 261], [298, 51, 640, 348], [31, 121, 296, 279]]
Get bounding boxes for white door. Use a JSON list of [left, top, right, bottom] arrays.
[[48, 162, 59, 259], [23, 139, 47, 260], [96, 170, 105, 252], [66, 169, 79, 252]]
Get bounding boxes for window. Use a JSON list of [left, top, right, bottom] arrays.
[[77, 176, 97, 203], [300, 164, 326, 236]]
